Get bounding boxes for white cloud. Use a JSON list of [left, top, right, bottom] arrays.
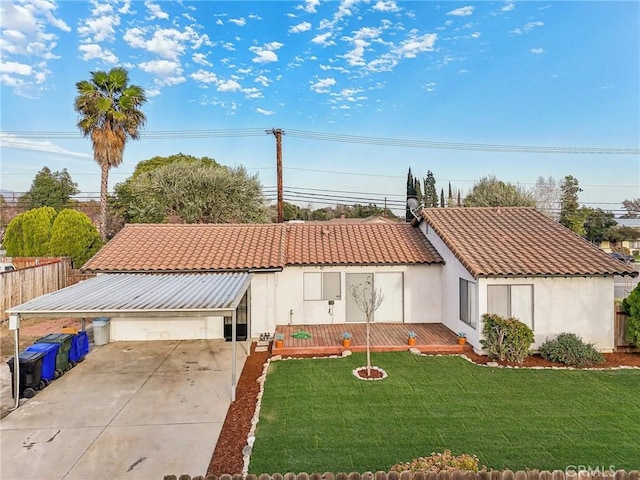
[[229, 17, 246, 26], [502, 1, 515, 12], [191, 69, 218, 84], [192, 53, 212, 66], [470, 32, 481, 38], [243, 87, 262, 99], [125, 27, 207, 61], [530, 48, 544, 54], [256, 107, 274, 115], [145, 0, 169, 20], [299, 0, 320, 13], [254, 75, 271, 87], [396, 33, 437, 58], [290, 21, 312, 34], [0, 60, 32, 76], [372, 1, 399, 12], [311, 77, 336, 93], [425, 82, 436, 92], [139, 59, 180, 76], [217, 79, 241, 92], [312, 32, 334, 46], [78, 14, 121, 42], [447, 6, 474, 17], [0, 133, 92, 158], [249, 42, 283, 64], [511, 21, 544, 35], [78, 44, 118, 63]]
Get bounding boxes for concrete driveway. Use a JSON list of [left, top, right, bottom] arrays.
[[0, 339, 247, 480]]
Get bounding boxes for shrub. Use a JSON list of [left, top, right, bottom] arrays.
[[48, 209, 103, 268], [390, 450, 481, 473], [480, 313, 534, 363], [622, 284, 640, 347], [538, 333, 605, 367]]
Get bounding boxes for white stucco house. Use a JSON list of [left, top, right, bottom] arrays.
[[9, 208, 636, 354]]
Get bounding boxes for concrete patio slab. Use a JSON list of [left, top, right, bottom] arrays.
[[0, 339, 247, 480]]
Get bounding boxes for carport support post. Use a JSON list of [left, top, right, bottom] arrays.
[[9, 314, 20, 411], [231, 310, 237, 401]]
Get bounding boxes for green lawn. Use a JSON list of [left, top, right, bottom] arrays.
[[249, 353, 640, 474]]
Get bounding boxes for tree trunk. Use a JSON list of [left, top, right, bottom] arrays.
[[100, 163, 109, 240], [366, 314, 371, 376]]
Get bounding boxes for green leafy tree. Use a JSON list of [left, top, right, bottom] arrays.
[[607, 225, 640, 243], [622, 284, 640, 346], [440, 188, 445, 208], [49, 209, 103, 267], [423, 170, 438, 207], [559, 175, 583, 233], [125, 161, 270, 223], [464, 175, 535, 207], [447, 181, 453, 207], [4, 207, 57, 257], [75, 67, 147, 239], [583, 208, 617, 243], [20, 167, 79, 211], [4, 207, 102, 266]]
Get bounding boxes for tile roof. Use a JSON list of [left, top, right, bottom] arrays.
[[420, 207, 638, 278], [83, 222, 442, 272], [285, 223, 442, 265], [83, 224, 286, 272]]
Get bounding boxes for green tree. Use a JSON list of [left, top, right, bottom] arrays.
[[4, 207, 102, 266], [125, 161, 270, 223], [74, 67, 147, 239], [4, 207, 57, 257], [559, 175, 583, 234], [440, 188, 445, 208], [583, 208, 617, 243], [20, 167, 79, 211], [423, 170, 438, 207], [49, 209, 103, 267], [463, 175, 535, 207]]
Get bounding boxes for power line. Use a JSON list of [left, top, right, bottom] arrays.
[[3, 128, 638, 154]]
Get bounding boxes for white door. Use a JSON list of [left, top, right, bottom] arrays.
[[374, 272, 403, 322]]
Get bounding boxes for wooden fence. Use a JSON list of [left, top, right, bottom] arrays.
[[0, 257, 96, 320], [164, 471, 639, 480], [614, 310, 638, 352]]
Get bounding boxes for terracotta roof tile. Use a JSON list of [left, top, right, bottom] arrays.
[[285, 223, 442, 265], [83, 222, 442, 272], [420, 207, 637, 278], [83, 224, 286, 272]]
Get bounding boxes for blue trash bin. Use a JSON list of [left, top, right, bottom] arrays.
[[68, 331, 90, 364], [25, 342, 60, 382]]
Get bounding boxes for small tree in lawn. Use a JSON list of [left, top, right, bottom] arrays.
[[349, 277, 384, 376]]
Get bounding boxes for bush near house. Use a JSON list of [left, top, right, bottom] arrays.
[[480, 313, 534, 363], [538, 333, 605, 367], [622, 284, 640, 347]]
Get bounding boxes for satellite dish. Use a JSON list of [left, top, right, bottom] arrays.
[[407, 197, 419, 210]]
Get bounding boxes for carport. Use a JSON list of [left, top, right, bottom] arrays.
[[7, 272, 253, 409]]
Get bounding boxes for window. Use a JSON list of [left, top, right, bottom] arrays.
[[303, 272, 341, 300], [487, 284, 533, 328], [459, 278, 476, 328]]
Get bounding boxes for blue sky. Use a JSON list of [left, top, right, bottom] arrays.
[[1, 0, 638, 216]]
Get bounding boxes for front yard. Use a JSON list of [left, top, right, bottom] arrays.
[[249, 353, 640, 473]]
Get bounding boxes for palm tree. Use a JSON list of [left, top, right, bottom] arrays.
[[74, 67, 146, 239]]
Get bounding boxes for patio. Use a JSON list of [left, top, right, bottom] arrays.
[[272, 323, 471, 355]]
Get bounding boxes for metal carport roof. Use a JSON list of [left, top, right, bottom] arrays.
[[7, 272, 254, 409], [8, 272, 254, 317]]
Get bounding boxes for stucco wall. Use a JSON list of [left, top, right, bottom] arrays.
[[247, 265, 441, 334], [110, 315, 224, 341], [420, 222, 479, 346], [478, 275, 616, 351]]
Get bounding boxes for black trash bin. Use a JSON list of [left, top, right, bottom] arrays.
[[6, 350, 46, 399]]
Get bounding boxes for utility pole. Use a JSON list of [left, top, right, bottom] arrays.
[[268, 128, 285, 223]]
